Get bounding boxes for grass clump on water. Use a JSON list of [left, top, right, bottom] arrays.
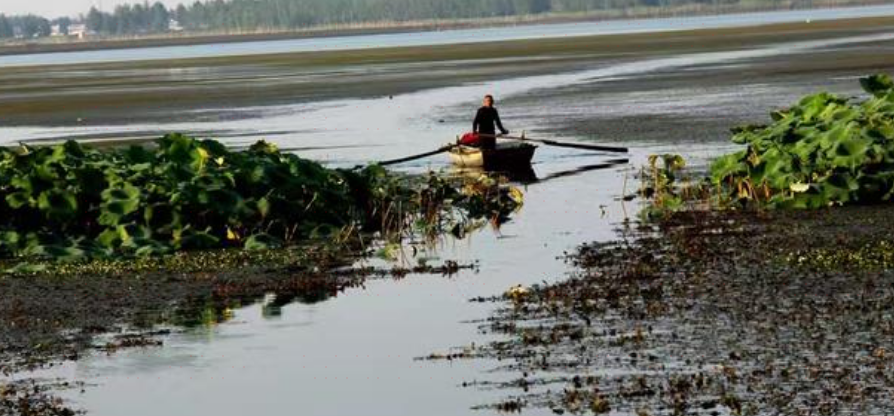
[[0, 133, 522, 273]]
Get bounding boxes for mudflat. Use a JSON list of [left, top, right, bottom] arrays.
[[2, 16, 894, 127]]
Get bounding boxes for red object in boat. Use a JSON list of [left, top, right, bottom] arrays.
[[459, 132, 480, 146]]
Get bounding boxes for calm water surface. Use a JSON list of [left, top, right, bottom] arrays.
[[3, 17, 888, 416]]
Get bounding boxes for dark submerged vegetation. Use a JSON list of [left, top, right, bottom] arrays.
[[0, 134, 521, 271]]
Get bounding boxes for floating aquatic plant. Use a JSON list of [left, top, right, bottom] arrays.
[[710, 73, 894, 208], [0, 134, 522, 267]]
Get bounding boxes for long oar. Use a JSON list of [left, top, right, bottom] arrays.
[[480, 133, 628, 153], [376, 143, 458, 167]]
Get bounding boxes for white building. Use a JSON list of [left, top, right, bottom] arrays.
[[68, 23, 90, 39]]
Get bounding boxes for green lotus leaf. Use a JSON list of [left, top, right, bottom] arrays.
[[178, 227, 220, 250], [701, 74, 894, 208], [99, 183, 141, 226], [828, 136, 871, 169], [62, 140, 86, 158], [25, 241, 86, 262], [0, 132, 520, 264], [819, 173, 859, 204], [662, 154, 686, 171], [74, 167, 107, 198], [96, 228, 121, 249], [35, 164, 58, 182], [256, 197, 271, 219], [817, 123, 856, 151], [116, 223, 143, 243], [37, 189, 78, 219], [46, 145, 69, 165], [4, 262, 49, 275], [828, 106, 859, 123], [0, 231, 21, 254], [40, 244, 87, 261], [5, 192, 33, 209], [790, 136, 820, 163], [751, 151, 794, 189], [860, 73, 894, 97], [244, 233, 282, 251], [859, 172, 894, 200], [205, 189, 245, 215], [199, 139, 228, 156], [249, 140, 279, 154], [797, 92, 845, 121], [773, 190, 827, 210], [709, 152, 748, 184], [10, 175, 32, 192], [124, 145, 156, 164], [130, 239, 172, 258]]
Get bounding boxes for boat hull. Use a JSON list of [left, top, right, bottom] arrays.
[[448, 142, 536, 170]]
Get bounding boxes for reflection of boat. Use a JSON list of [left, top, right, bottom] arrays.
[[537, 158, 630, 182], [452, 166, 539, 184], [451, 157, 630, 186], [448, 142, 537, 170]]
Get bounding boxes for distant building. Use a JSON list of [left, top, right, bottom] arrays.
[[51, 24, 64, 37], [169, 19, 184, 32], [68, 24, 90, 39]]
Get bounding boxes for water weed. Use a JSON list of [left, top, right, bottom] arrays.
[[0, 134, 522, 272]]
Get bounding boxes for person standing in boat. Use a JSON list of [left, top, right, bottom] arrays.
[[472, 95, 509, 150]]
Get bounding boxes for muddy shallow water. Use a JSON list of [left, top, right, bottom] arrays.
[[4, 18, 894, 416], [3, 4, 894, 68]]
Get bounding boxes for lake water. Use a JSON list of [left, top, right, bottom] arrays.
[[3, 10, 891, 416], [2, 4, 894, 68]]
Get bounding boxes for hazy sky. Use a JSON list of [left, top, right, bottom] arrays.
[[2, 0, 186, 18]]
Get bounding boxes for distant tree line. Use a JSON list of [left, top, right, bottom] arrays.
[[0, 0, 865, 39], [86, 2, 171, 35], [0, 14, 55, 39], [170, 0, 766, 31], [0, 3, 169, 39]]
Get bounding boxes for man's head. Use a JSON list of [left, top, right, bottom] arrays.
[[483, 95, 495, 107]]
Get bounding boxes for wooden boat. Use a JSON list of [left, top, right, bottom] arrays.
[[448, 141, 537, 170]]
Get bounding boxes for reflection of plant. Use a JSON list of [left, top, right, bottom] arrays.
[[711, 74, 894, 209], [0, 134, 522, 268]]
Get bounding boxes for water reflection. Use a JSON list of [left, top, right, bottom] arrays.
[[450, 157, 630, 185], [536, 158, 630, 182]]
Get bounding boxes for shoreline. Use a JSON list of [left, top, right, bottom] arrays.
[[3, 14, 894, 129], [0, 1, 888, 58]]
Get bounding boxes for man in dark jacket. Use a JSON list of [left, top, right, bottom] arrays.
[[472, 95, 509, 150]]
